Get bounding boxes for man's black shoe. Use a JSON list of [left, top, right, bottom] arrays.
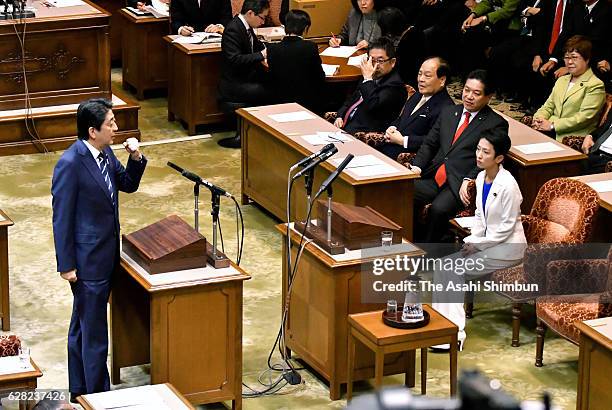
[[218, 134, 241, 149], [70, 393, 81, 404]]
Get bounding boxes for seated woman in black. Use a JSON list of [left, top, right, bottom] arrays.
[[267, 10, 326, 113]]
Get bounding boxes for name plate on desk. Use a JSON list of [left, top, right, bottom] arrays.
[[122, 215, 207, 274]]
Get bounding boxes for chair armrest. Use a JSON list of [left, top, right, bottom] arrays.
[[396, 152, 416, 168], [520, 115, 533, 126], [545, 258, 609, 295], [560, 135, 585, 151], [0, 335, 21, 357], [353, 131, 386, 147], [323, 112, 338, 123]]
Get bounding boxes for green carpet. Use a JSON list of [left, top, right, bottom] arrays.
[[0, 70, 578, 409]]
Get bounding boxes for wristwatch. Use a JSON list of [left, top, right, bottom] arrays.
[[550, 123, 555, 131]]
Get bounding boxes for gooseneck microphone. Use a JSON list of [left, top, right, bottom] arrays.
[[290, 143, 337, 172], [167, 162, 233, 198], [314, 154, 354, 199], [292, 145, 338, 180]]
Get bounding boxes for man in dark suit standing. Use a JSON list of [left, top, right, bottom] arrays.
[[52, 99, 147, 401], [378, 56, 454, 159], [267, 10, 325, 113], [581, 113, 612, 173], [217, 0, 270, 148], [411, 70, 508, 242], [170, 0, 231, 36], [334, 37, 407, 135]]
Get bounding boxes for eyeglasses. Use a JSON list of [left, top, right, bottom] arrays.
[[563, 54, 584, 62], [255, 13, 267, 21], [370, 57, 392, 64]]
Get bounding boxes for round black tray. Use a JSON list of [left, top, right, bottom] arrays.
[[382, 309, 430, 329]]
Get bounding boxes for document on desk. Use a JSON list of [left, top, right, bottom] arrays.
[[320, 46, 358, 58], [350, 163, 398, 177], [454, 216, 477, 229], [45, 0, 85, 6], [85, 385, 180, 410], [586, 180, 612, 193], [583, 317, 612, 340], [0, 356, 35, 376], [173, 32, 222, 44], [0, 213, 4, 222], [268, 111, 316, 123], [301, 131, 351, 145], [331, 154, 384, 168], [514, 142, 564, 154], [145, 2, 169, 18], [347, 55, 365, 67], [322, 64, 339, 76]]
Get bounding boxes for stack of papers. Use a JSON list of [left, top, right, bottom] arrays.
[[514, 142, 564, 154], [173, 32, 222, 44], [44, 0, 85, 6], [301, 131, 351, 146], [0, 356, 35, 376], [321, 64, 339, 76], [454, 216, 477, 229], [268, 111, 315, 123], [586, 180, 612, 193], [320, 46, 358, 58], [347, 55, 364, 67], [145, 3, 169, 18], [330, 154, 397, 177], [84, 385, 183, 410]]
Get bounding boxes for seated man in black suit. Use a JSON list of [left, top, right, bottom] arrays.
[[378, 56, 454, 159], [410, 69, 509, 242], [267, 10, 325, 113], [581, 113, 612, 173], [170, 0, 231, 36], [333, 37, 407, 135], [217, 0, 270, 148]]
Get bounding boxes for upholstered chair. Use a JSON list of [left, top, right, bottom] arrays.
[[534, 245, 612, 366], [0, 335, 21, 357], [489, 178, 600, 347]]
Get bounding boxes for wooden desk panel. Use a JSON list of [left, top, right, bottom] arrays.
[[501, 112, 586, 212], [165, 36, 225, 134], [238, 103, 418, 240], [575, 318, 612, 410], [110, 254, 249, 409], [0, 1, 111, 110], [571, 173, 612, 241], [120, 10, 169, 99], [91, 0, 124, 64], [0, 209, 13, 331]]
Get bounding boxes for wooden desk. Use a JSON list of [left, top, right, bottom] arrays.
[[318, 45, 363, 83], [575, 317, 612, 410], [120, 9, 169, 99], [347, 306, 458, 399], [78, 383, 195, 409], [279, 224, 425, 400], [165, 36, 225, 134], [501, 112, 586, 212], [570, 173, 612, 241], [239, 103, 419, 240], [0, 0, 111, 110], [0, 209, 13, 331], [0, 358, 43, 410], [110, 252, 250, 409]]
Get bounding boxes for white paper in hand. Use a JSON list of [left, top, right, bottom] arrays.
[[320, 46, 358, 58]]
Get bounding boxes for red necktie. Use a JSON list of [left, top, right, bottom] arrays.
[[342, 96, 363, 127], [548, 0, 564, 54], [434, 111, 471, 187]]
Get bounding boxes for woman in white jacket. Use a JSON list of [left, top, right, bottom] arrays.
[[432, 133, 527, 350]]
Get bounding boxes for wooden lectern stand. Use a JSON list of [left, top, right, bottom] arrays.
[[278, 224, 424, 400], [110, 247, 250, 409]]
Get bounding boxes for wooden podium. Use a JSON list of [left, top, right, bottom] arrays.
[[110, 248, 250, 409], [278, 224, 424, 400], [0, 209, 13, 330]]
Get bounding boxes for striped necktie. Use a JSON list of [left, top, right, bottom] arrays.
[[97, 152, 114, 203]]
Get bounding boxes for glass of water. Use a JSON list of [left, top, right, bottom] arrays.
[[19, 345, 30, 369], [386, 299, 397, 315], [381, 231, 393, 248]]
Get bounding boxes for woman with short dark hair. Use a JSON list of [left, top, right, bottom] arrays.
[[329, 0, 381, 49]]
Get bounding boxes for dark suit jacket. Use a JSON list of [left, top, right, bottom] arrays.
[[412, 104, 509, 199], [338, 70, 407, 134], [391, 89, 454, 152], [267, 36, 325, 112], [52, 139, 147, 280], [170, 0, 231, 34], [219, 15, 266, 100], [558, 0, 611, 64], [592, 113, 612, 152], [530, 0, 575, 59]]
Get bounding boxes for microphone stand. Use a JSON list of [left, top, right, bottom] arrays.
[[326, 185, 333, 244], [193, 182, 200, 232], [303, 167, 315, 227], [211, 191, 221, 260]]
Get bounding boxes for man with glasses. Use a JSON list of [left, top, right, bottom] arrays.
[[333, 37, 407, 135], [218, 0, 270, 148]]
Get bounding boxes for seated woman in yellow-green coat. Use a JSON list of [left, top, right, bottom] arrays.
[[532, 35, 605, 141]]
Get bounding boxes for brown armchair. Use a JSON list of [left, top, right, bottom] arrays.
[[534, 246, 612, 366], [0, 335, 21, 357], [489, 178, 600, 347]]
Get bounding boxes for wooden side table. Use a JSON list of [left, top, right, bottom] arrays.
[[575, 318, 612, 410], [0, 209, 13, 331], [78, 383, 195, 409], [0, 357, 43, 410], [347, 305, 458, 400]]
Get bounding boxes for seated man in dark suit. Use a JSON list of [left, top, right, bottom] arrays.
[[410, 69, 509, 242], [217, 0, 270, 148], [170, 0, 231, 36], [333, 37, 407, 134], [267, 10, 325, 113], [581, 113, 612, 173], [378, 56, 454, 159]]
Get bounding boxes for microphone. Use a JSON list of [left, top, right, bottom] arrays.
[[314, 154, 354, 198], [292, 145, 338, 180], [167, 162, 233, 198], [290, 143, 336, 171]]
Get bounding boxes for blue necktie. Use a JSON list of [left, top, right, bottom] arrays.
[[97, 153, 114, 203]]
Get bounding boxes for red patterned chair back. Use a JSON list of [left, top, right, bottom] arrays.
[[0, 335, 21, 357], [598, 93, 612, 127], [527, 178, 599, 243]]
